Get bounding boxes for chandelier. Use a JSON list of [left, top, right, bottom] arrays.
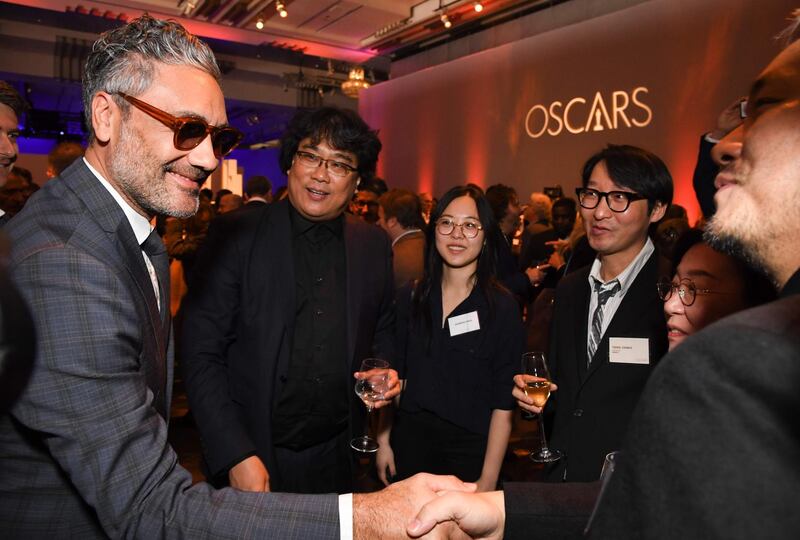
[[341, 67, 370, 98]]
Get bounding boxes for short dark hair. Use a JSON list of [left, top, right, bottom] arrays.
[[552, 197, 577, 215], [245, 175, 272, 197], [485, 184, 518, 223], [581, 144, 673, 212], [47, 141, 85, 176], [0, 81, 27, 119], [379, 189, 425, 230], [278, 107, 381, 180]]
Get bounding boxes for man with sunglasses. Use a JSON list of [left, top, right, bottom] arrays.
[[520, 144, 672, 483], [0, 15, 457, 538], [182, 106, 401, 496]]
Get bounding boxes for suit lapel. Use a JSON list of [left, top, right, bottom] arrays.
[[62, 160, 169, 418], [583, 252, 657, 384], [574, 276, 591, 380]]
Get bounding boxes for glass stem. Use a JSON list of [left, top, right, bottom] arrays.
[[537, 413, 550, 455], [364, 406, 373, 439]]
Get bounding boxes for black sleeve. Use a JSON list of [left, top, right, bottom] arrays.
[[504, 481, 599, 540], [692, 135, 719, 219]]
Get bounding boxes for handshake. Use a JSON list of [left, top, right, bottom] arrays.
[[354, 473, 505, 540]]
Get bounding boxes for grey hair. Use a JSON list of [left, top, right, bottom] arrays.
[[528, 192, 553, 222], [82, 14, 220, 141], [776, 8, 800, 48]]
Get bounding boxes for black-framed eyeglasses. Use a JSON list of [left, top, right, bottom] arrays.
[[657, 277, 721, 307], [294, 150, 357, 178], [435, 217, 483, 239], [575, 187, 647, 213], [117, 93, 243, 158]]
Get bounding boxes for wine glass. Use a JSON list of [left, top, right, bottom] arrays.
[[521, 351, 562, 463], [584, 451, 620, 535], [350, 358, 390, 453]]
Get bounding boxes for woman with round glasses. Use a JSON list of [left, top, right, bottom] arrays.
[[376, 185, 523, 492], [658, 229, 775, 351]]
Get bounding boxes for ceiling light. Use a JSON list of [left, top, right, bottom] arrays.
[[440, 14, 451, 28], [255, 18, 264, 30], [341, 67, 370, 99], [474, 2, 484, 12], [276, 1, 288, 18]]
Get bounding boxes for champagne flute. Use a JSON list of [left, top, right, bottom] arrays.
[[521, 351, 562, 463], [350, 358, 390, 453]]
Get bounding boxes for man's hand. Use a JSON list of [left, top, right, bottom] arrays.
[[375, 440, 396, 486], [407, 490, 506, 540], [708, 96, 746, 141], [512, 374, 558, 414], [525, 264, 550, 287], [353, 367, 401, 409], [353, 473, 476, 539], [228, 455, 270, 492]]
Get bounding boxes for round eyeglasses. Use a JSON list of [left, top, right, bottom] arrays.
[[435, 218, 483, 239], [657, 277, 719, 307], [575, 187, 647, 213]]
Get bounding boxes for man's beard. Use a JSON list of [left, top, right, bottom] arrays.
[[703, 219, 777, 287]]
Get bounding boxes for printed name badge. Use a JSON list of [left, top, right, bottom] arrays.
[[448, 311, 481, 337], [609, 337, 650, 365]]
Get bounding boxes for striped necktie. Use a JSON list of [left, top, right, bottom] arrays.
[[587, 279, 620, 366]]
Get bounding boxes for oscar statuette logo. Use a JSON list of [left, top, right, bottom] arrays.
[[525, 87, 652, 139]]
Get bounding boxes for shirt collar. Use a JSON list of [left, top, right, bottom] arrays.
[[392, 228, 422, 247], [83, 157, 153, 245], [288, 200, 343, 238], [588, 237, 654, 296], [780, 268, 800, 297]]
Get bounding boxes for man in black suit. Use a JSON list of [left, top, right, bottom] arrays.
[[0, 81, 25, 226], [406, 20, 800, 540], [541, 145, 671, 482], [182, 107, 400, 494]]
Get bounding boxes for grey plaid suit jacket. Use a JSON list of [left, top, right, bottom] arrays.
[[0, 159, 339, 538]]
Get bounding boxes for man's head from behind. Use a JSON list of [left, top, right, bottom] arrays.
[[706, 31, 800, 287], [0, 82, 26, 188], [244, 175, 272, 202], [485, 184, 521, 236], [83, 15, 232, 220], [378, 189, 425, 240], [578, 144, 672, 261], [47, 141, 85, 178], [279, 107, 381, 222]]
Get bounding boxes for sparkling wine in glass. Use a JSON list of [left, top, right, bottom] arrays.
[[350, 358, 390, 453], [521, 351, 562, 463]]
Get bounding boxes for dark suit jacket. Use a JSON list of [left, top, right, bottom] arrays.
[[0, 160, 339, 538], [181, 198, 395, 482], [545, 250, 668, 481], [692, 135, 718, 219]]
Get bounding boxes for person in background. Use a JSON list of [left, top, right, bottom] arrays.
[[46, 140, 85, 179], [0, 81, 25, 226], [216, 191, 242, 214], [660, 228, 775, 351], [419, 191, 435, 224], [243, 174, 272, 206], [377, 185, 522, 493], [349, 178, 381, 224], [377, 188, 426, 289]]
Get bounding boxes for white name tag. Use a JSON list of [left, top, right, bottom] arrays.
[[609, 337, 650, 365], [448, 311, 481, 336]]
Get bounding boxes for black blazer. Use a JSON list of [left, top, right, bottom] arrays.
[[545, 250, 668, 482], [181, 198, 395, 482]]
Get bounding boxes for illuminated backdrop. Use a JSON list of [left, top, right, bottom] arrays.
[[360, 0, 796, 224]]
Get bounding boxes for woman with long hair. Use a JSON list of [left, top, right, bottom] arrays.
[[376, 185, 523, 492]]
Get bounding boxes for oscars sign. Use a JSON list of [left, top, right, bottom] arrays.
[[525, 86, 652, 138]]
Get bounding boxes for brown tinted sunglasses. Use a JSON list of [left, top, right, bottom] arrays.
[[117, 92, 244, 158]]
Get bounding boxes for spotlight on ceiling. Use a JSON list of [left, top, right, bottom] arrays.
[[474, 2, 484, 12], [440, 13, 452, 28], [255, 17, 264, 30], [276, 1, 288, 18]]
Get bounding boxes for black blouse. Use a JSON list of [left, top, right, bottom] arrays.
[[395, 281, 523, 436]]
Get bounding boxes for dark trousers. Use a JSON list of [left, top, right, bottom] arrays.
[[272, 428, 353, 494], [392, 409, 487, 483]]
